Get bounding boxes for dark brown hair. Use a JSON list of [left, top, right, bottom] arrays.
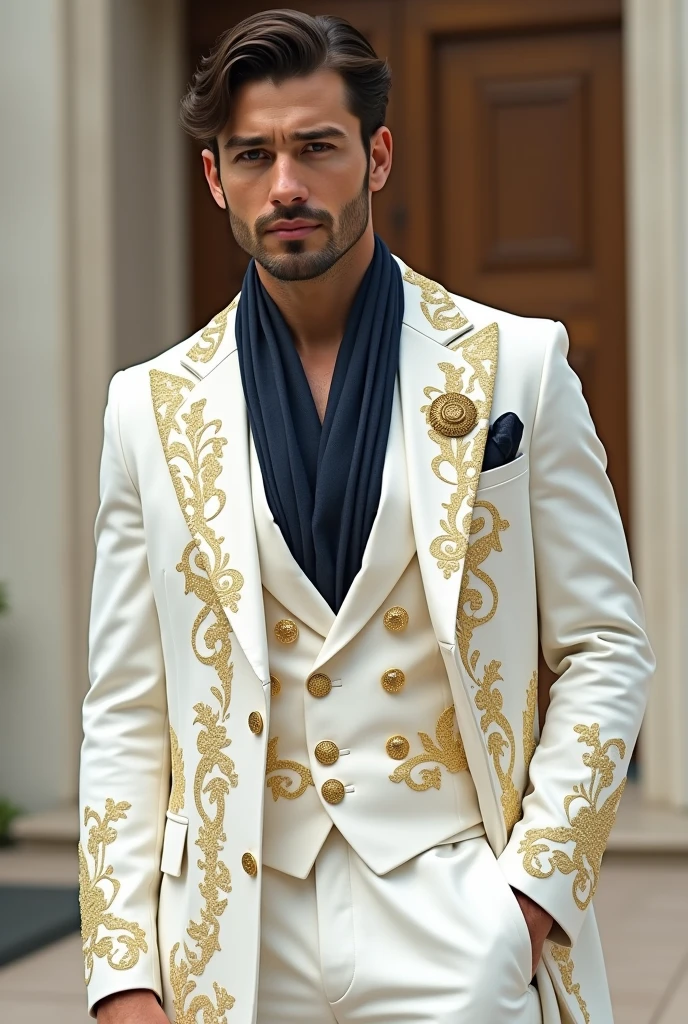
[[179, 8, 391, 164]]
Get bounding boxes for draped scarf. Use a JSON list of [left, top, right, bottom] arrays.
[[236, 235, 404, 612]]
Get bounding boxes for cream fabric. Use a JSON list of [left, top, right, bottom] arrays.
[[80, 257, 652, 1024], [253, 390, 483, 879], [258, 829, 542, 1024]]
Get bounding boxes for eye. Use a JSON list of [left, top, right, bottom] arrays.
[[236, 149, 269, 163], [304, 142, 334, 154]]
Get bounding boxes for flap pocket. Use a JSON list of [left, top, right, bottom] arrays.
[[161, 811, 188, 877]]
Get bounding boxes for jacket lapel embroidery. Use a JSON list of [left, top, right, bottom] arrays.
[[401, 320, 498, 645], [185, 296, 238, 364]]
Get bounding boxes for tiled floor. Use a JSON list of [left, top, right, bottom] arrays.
[[1, 848, 687, 1023]]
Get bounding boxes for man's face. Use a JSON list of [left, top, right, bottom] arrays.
[[204, 70, 387, 281]]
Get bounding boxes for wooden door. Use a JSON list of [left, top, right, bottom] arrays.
[[186, 0, 628, 530], [402, 0, 628, 529]]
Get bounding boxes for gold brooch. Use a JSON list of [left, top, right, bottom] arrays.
[[428, 393, 477, 437]]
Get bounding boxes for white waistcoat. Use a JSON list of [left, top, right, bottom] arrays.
[[252, 386, 483, 878]]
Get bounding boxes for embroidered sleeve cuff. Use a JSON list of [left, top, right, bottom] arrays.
[[86, 950, 162, 1018], [497, 843, 580, 947]]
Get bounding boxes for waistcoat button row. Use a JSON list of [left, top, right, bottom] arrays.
[[248, 711, 263, 735], [307, 673, 332, 698], [274, 619, 299, 644], [381, 668, 406, 694], [314, 740, 340, 765], [241, 852, 258, 877], [384, 606, 410, 632], [386, 735, 410, 760], [321, 779, 346, 805]]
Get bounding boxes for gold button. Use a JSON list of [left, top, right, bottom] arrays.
[[248, 711, 263, 735], [315, 740, 340, 766], [381, 668, 406, 694], [428, 393, 478, 437], [307, 673, 332, 698], [241, 852, 258, 877], [274, 619, 299, 644], [384, 606, 409, 633], [386, 735, 410, 760], [270, 674, 281, 696], [321, 779, 346, 805]]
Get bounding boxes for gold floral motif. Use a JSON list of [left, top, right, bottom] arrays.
[[150, 369, 243, 720], [389, 706, 468, 791], [523, 672, 538, 773], [79, 800, 148, 984], [169, 726, 186, 815], [150, 369, 239, 1022], [422, 323, 498, 578], [185, 298, 237, 363], [456, 499, 522, 833], [403, 267, 469, 332], [518, 724, 626, 910], [266, 737, 314, 801], [550, 944, 590, 1023]]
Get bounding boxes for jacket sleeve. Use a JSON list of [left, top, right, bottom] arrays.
[[79, 369, 169, 1014], [498, 322, 654, 946]]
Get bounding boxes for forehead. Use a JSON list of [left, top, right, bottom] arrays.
[[222, 69, 355, 140]]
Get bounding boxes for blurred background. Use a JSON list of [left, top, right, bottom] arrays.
[[0, 1, 687, 1021]]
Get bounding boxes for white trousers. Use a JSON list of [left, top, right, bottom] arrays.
[[257, 829, 543, 1024]]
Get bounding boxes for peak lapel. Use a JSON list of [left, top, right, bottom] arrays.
[[151, 302, 270, 686], [398, 268, 498, 645]]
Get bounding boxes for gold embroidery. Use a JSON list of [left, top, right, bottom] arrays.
[[518, 724, 626, 910], [151, 369, 239, 1022], [169, 727, 186, 815], [150, 369, 243, 718], [422, 323, 498, 578], [456, 499, 521, 833], [266, 737, 314, 801], [403, 267, 469, 332], [185, 298, 237, 363], [523, 672, 538, 773], [389, 706, 468, 791], [79, 800, 148, 984], [550, 944, 590, 1023]]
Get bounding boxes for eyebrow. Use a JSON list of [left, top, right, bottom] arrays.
[[224, 125, 347, 149]]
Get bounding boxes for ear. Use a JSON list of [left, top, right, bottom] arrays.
[[369, 126, 393, 194], [202, 147, 227, 209]]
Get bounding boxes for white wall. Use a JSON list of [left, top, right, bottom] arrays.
[[0, 0, 75, 809]]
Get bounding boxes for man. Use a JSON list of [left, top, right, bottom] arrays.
[[79, 10, 653, 1024]]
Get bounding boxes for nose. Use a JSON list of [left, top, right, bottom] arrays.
[[268, 154, 309, 207]]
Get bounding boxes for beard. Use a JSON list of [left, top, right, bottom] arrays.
[[227, 173, 370, 282]]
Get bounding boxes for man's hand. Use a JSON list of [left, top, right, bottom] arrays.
[[511, 888, 554, 978], [96, 990, 169, 1024]]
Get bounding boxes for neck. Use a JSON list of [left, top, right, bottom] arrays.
[[255, 227, 375, 355]]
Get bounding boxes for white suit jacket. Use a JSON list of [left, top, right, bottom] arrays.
[[79, 258, 653, 1024]]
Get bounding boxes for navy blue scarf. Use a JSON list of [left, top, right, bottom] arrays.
[[236, 236, 404, 612]]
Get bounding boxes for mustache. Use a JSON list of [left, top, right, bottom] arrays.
[[255, 205, 334, 234]]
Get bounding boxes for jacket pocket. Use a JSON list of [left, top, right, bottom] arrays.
[[160, 810, 188, 877], [477, 452, 529, 491]]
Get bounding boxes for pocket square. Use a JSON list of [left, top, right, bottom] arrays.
[[481, 412, 524, 472]]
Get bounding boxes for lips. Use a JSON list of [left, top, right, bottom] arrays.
[[266, 220, 321, 240]]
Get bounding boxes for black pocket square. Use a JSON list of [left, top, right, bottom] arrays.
[[481, 412, 524, 472]]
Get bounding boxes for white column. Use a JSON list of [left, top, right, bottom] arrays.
[[0, 0, 76, 809], [0, 0, 187, 812], [624, 0, 688, 806]]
